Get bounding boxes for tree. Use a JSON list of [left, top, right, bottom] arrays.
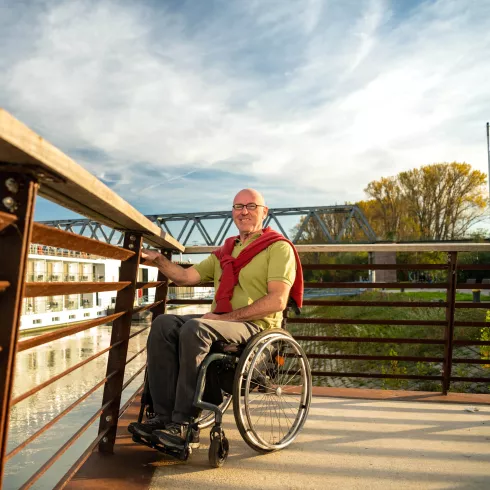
[[362, 162, 487, 241]]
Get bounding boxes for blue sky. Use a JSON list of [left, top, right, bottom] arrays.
[[1, 0, 490, 221]]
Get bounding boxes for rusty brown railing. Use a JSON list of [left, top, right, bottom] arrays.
[[183, 244, 490, 395], [0, 109, 182, 488]]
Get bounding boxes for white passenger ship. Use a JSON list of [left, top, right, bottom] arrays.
[[21, 244, 213, 332]]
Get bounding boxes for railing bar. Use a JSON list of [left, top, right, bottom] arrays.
[[18, 397, 114, 490], [454, 321, 490, 327], [456, 284, 490, 289], [302, 300, 448, 307], [132, 299, 164, 314], [166, 299, 213, 305], [126, 347, 146, 366], [31, 223, 135, 261], [128, 325, 151, 340], [289, 318, 447, 326], [6, 370, 117, 461], [17, 312, 125, 352], [121, 364, 146, 392], [0, 280, 10, 293], [294, 336, 445, 344], [457, 264, 490, 270], [304, 354, 444, 362], [52, 428, 110, 490], [450, 376, 490, 382], [118, 383, 145, 418], [452, 358, 490, 364], [24, 281, 131, 298], [455, 302, 490, 308], [309, 372, 442, 380], [301, 264, 448, 270], [303, 282, 449, 289], [12, 344, 115, 406]]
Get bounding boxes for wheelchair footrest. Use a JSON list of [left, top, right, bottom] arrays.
[[131, 434, 191, 461]]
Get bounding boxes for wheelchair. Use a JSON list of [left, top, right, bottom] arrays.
[[131, 327, 312, 467]]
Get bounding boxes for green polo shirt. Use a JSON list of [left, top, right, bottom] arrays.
[[193, 234, 296, 330]]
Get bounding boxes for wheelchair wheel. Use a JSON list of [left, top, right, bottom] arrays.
[[208, 434, 229, 467], [197, 393, 232, 429], [233, 329, 311, 453]]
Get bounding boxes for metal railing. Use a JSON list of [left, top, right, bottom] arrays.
[[180, 244, 490, 395], [1, 109, 490, 488], [0, 109, 182, 488]]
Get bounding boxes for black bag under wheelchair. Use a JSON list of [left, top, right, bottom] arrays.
[[132, 328, 312, 467]]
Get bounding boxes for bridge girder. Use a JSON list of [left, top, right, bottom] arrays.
[[39, 205, 377, 247]]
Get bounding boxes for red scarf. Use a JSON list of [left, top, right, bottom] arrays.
[[212, 227, 303, 313]]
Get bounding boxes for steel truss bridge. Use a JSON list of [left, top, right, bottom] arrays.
[[39, 205, 377, 247]]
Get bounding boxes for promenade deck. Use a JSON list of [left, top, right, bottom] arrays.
[[66, 388, 490, 490]]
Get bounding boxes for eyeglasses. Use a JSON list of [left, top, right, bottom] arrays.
[[232, 203, 265, 211]]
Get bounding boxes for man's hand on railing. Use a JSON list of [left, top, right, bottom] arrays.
[[140, 249, 160, 263], [140, 249, 201, 286]]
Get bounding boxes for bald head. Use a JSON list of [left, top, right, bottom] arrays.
[[233, 188, 266, 206]]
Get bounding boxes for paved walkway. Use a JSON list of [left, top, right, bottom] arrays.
[[148, 397, 490, 490], [67, 391, 490, 490]]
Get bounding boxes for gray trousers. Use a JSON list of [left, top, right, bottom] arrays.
[[147, 313, 261, 424]]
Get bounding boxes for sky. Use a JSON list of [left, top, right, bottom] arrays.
[[1, 0, 490, 221]]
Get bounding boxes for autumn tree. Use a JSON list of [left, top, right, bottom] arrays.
[[362, 162, 487, 241]]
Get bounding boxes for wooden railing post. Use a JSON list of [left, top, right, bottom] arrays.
[[443, 251, 457, 394], [0, 170, 38, 485], [151, 249, 171, 320], [97, 232, 143, 453]]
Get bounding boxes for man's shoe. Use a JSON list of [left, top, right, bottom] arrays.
[[153, 423, 200, 449], [128, 415, 168, 438]]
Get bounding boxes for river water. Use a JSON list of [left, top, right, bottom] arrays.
[[5, 305, 208, 490]]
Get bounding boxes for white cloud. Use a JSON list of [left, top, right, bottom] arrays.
[[2, 0, 490, 216]]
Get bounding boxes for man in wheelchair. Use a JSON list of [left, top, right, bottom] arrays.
[[128, 188, 303, 453]]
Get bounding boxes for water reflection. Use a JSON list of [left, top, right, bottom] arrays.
[[5, 305, 208, 490]]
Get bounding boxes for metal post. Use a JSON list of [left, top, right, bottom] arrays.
[[487, 122, 490, 198], [442, 251, 457, 395], [151, 249, 171, 321], [368, 252, 375, 283], [98, 232, 142, 453], [0, 171, 38, 485]]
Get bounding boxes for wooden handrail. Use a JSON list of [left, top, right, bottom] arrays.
[[0, 109, 183, 251], [31, 223, 136, 260], [185, 242, 490, 253]]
